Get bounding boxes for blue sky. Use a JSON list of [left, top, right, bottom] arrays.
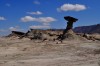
[[0, 0, 100, 36]]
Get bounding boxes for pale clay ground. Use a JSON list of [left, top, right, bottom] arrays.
[[0, 37, 100, 66]]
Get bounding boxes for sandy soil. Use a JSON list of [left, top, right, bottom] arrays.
[[0, 37, 100, 66]]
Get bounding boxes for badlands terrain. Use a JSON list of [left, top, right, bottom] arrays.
[[0, 29, 100, 66], [0, 37, 100, 66]]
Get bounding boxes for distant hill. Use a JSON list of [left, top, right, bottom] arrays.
[[74, 24, 100, 34]]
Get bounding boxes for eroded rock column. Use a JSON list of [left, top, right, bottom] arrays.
[[59, 16, 78, 40]]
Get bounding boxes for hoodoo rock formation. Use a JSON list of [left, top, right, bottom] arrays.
[[6, 16, 100, 41], [57, 16, 79, 41]]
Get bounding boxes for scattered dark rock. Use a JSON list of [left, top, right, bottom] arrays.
[[7, 31, 25, 38]]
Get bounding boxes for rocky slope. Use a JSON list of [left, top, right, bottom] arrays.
[[74, 24, 100, 34]]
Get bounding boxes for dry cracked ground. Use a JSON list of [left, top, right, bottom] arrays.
[[0, 37, 100, 66]]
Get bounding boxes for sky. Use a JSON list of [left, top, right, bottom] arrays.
[[0, 0, 100, 36]]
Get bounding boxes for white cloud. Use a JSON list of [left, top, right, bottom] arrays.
[[29, 25, 50, 29], [21, 16, 56, 29], [9, 27, 18, 31], [9, 26, 23, 31], [38, 17, 56, 23], [33, 1, 40, 5], [0, 16, 6, 20], [21, 16, 56, 23], [57, 3, 86, 12], [43, 23, 50, 26], [27, 11, 42, 15], [21, 16, 37, 22]]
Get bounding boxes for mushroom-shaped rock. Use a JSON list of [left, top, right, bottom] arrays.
[[58, 16, 78, 41]]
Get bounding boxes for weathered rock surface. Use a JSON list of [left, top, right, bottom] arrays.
[[6, 31, 25, 38], [6, 29, 100, 41], [0, 37, 100, 66]]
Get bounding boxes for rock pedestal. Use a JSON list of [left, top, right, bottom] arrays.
[[58, 16, 78, 41]]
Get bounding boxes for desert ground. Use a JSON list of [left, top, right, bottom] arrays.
[[0, 37, 100, 66]]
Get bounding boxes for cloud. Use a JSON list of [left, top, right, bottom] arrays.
[[0, 16, 6, 20], [9, 27, 18, 31], [43, 23, 50, 26], [6, 3, 11, 7], [57, 3, 86, 12], [38, 17, 56, 23], [21, 16, 56, 29], [33, 1, 40, 5], [21, 16, 37, 22], [9, 26, 23, 31], [27, 11, 42, 15], [21, 16, 56, 23], [29, 25, 50, 29]]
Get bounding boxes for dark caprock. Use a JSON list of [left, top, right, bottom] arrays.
[[58, 16, 78, 41]]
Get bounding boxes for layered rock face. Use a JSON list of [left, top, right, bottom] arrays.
[[26, 29, 62, 41], [6, 29, 100, 41], [7, 29, 62, 41]]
